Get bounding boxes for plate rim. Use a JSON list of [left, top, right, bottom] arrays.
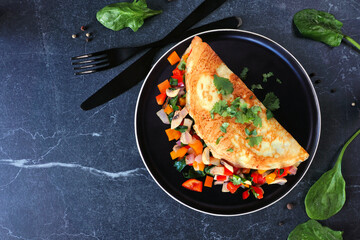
[[134, 29, 321, 216]]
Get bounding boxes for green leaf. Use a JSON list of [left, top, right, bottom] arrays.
[[175, 125, 188, 133], [178, 59, 186, 70], [305, 128, 360, 220], [276, 78, 282, 84], [96, 0, 162, 32], [247, 136, 263, 147], [220, 122, 230, 133], [231, 175, 248, 185], [293, 9, 344, 47], [213, 74, 234, 95], [204, 165, 215, 176], [262, 72, 274, 82], [182, 167, 205, 179], [263, 92, 280, 112], [216, 136, 223, 144], [266, 109, 274, 119], [169, 96, 178, 109], [210, 100, 228, 119], [240, 67, 249, 79], [169, 77, 178, 86], [168, 111, 174, 123], [174, 158, 186, 172], [288, 220, 343, 240], [227, 148, 233, 152], [250, 84, 263, 91], [245, 128, 257, 136]]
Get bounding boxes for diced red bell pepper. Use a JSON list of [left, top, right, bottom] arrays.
[[242, 190, 250, 199], [182, 179, 203, 192], [275, 167, 291, 178], [171, 74, 183, 83], [156, 93, 167, 105], [251, 172, 266, 185], [216, 175, 227, 181], [227, 182, 241, 194], [172, 68, 184, 76], [224, 167, 233, 176], [251, 186, 264, 199]]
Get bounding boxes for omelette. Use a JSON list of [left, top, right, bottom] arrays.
[[182, 36, 309, 170]]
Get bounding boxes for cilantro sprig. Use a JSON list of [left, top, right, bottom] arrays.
[[213, 74, 234, 95], [263, 92, 280, 119]]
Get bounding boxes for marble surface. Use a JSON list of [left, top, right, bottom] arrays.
[[0, 0, 359, 239]]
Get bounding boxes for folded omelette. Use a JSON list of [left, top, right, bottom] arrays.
[[183, 36, 309, 170]]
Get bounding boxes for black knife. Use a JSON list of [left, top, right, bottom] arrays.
[[81, 0, 229, 111]]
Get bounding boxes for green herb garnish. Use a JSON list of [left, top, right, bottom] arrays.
[[227, 148, 234, 152], [262, 72, 274, 82], [266, 110, 274, 120], [263, 92, 280, 112], [247, 136, 263, 147], [240, 67, 249, 79], [210, 100, 228, 119], [250, 84, 263, 91], [169, 77, 178, 86], [245, 128, 257, 136], [231, 175, 248, 185], [216, 136, 224, 144], [178, 59, 186, 70], [293, 9, 360, 51], [220, 122, 229, 133], [288, 220, 343, 240], [305, 128, 360, 220], [276, 78, 282, 84], [96, 0, 162, 32], [213, 74, 234, 95], [182, 167, 206, 179]]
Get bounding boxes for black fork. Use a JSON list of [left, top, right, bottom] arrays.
[[71, 17, 242, 75]]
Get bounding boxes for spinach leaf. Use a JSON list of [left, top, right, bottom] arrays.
[[169, 77, 178, 86], [213, 74, 234, 95], [175, 125, 188, 133], [288, 220, 343, 240], [178, 60, 186, 71], [169, 96, 178, 110], [305, 129, 360, 220], [174, 158, 186, 172], [182, 167, 205, 179], [293, 9, 360, 50], [96, 0, 162, 32], [204, 165, 215, 176]]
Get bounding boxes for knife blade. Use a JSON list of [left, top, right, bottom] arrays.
[[81, 0, 228, 111]]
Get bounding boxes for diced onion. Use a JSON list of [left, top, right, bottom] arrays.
[[222, 183, 230, 192], [185, 154, 195, 165], [214, 181, 224, 185], [183, 118, 193, 130], [156, 109, 169, 124], [180, 131, 194, 145], [270, 178, 287, 185], [195, 154, 202, 163], [288, 166, 298, 175]]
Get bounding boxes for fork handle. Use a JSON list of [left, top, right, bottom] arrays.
[[144, 16, 241, 49]]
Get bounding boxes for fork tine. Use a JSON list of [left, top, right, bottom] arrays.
[[71, 56, 108, 65], [74, 65, 111, 75], [71, 51, 107, 60], [73, 60, 109, 70]]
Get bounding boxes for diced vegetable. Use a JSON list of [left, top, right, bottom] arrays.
[[242, 168, 250, 174], [202, 147, 210, 164], [216, 175, 228, 181], [156, 109, 170, 124], [193, 161, 205, 172], [251, 186, 264, 199], [180, 131, 193, 145], [166, 88, 180, 97], [275, 167, 291, 178], [158, 80, 171, 94], [156, 93, 166, 105], [164, 105, 173, 115], [269, 178, 287, 185], [210, 166, 225, 175], [185, 154, 195, 165], [222, 182, 230, 192], [174, 158, 186, 172], [182, 179, 203, 192], [170, 151, 177, 160], [222, 161, 234, 174], [167, 51, 180, 65], [251, 172, 266, 185], [210, 157, 220, 166], [183, 118, 193, 130], [224, 167, 233, 176], [242, 190, 250, 199], [165, 128, 181, 141], [204, 175, 213, 188], [188, 139, 203, 155], [172, 68, 183, 76], [171, 146, 188, 160], [171, 108, 188, 129], [227, 182, 241, 194], [257, 169, 267, 174], [265, 172, 277, 184], [179, 97, 186, 106]]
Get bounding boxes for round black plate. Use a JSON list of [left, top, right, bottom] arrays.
[[135, 29, 321, 216]]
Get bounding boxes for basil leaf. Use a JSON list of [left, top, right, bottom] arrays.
[[220, 122, 229, 133], [169, 77, 178, 86], [288, 220, 343, 240], [174, 158, 186, 172], [175, 125, 188, 133], [168, 111, 174, 123], [96, 0, 162, 32], [305, 129, 360, 220], [178, 60, 186, 70], [213, 74, 234, 95], [182, 168, 205, 179]]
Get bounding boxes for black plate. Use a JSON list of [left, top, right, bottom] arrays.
[[135, 29, 321, 216]]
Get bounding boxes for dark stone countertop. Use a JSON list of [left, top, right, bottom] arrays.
[[0, 0, 359, 239]]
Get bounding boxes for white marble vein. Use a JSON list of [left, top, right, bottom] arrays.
[[0, 159, 147, 179]]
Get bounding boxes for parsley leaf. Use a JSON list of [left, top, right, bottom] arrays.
[[169, 77, 178, 86], [262, 72, 274, 82], [213, 74, 234, 95], [220, 122, 230, 133], [178, 60, 186, 70], [175, 125, 188, 133], [240, 67, 249, 79], [227, 148, 234, 152], [210, 100, 228, 119], [245, 128, 257, 136], [216, 136, 224, 144], [251, 84, 263, 91], [263, 92, 280, 111], [247, 136, 263, 147]]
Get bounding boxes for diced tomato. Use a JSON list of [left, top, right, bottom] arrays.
[[182, 179, 203, 192], [251, 172, 266, 185], [156, 93, 166, 105], [251, 186, 264, 199], [172, 68, 184, 76], [216, 175, 227, 181], [276, 167, 291, 178], [227, 182, 241, 194], [224, 167, 233, 176], [171, 74, 183, 82], [242, 190, 250, 199]]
